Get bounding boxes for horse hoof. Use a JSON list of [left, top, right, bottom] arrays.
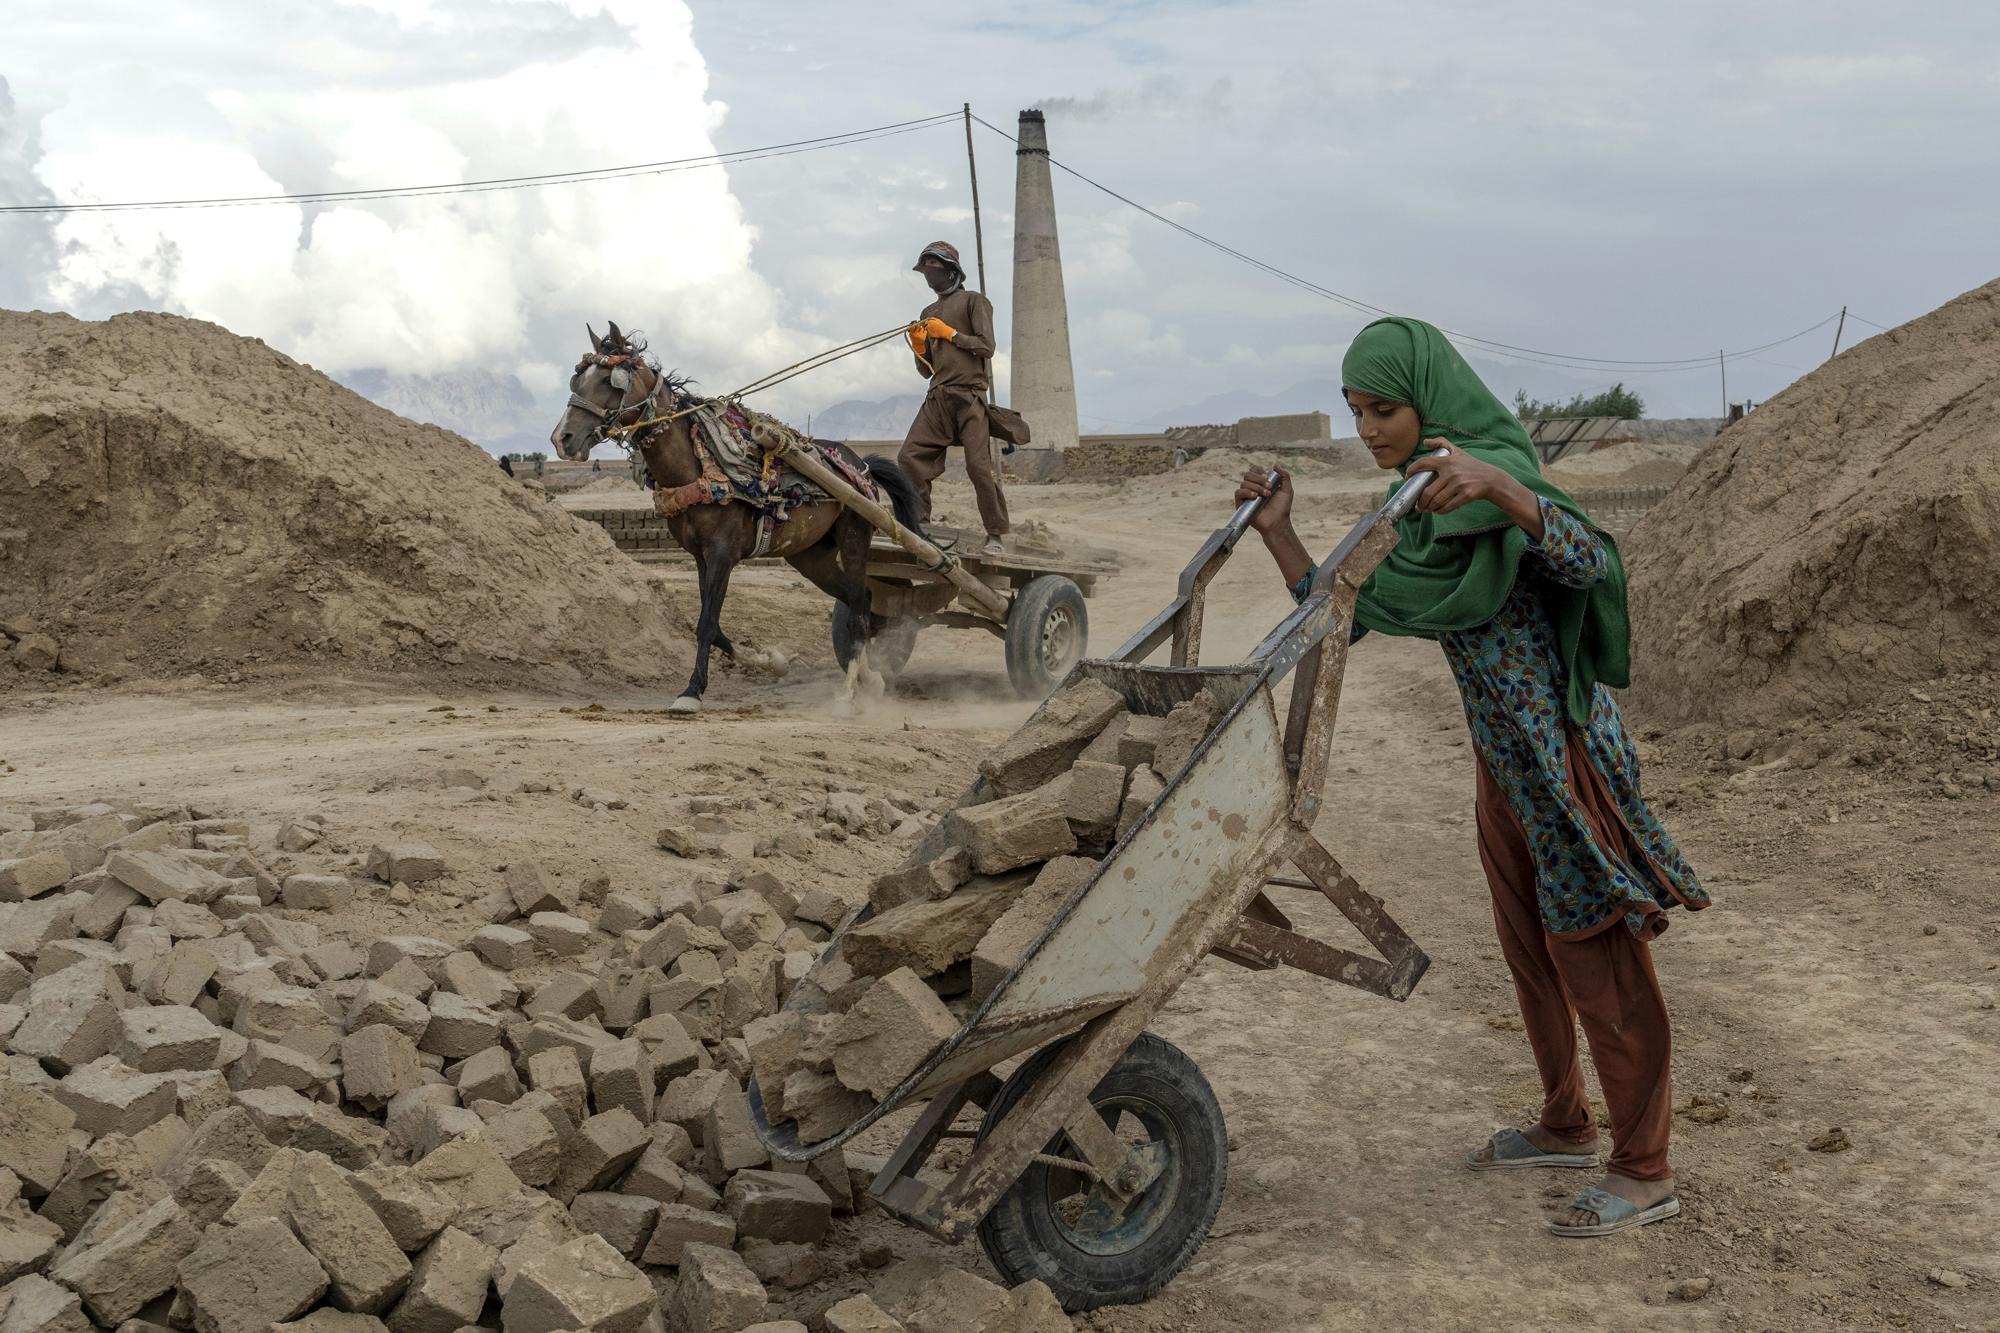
[[667, 696, 701, 716]]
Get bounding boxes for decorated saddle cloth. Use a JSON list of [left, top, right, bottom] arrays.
[[658, 399, 875, 523]]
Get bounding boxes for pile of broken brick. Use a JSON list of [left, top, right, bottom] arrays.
[[757, 677, 1220, 1144], [0, 797, 1075, 1333]]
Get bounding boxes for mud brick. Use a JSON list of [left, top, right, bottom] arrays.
[[52, 1056, 174, 1137], [594, 891, 657, 938], [513, 1017, 616, 1077], [0, 1083, 72, 1198], [739, 1240, 822, 1292], [635, 915, 725, 971], [866, 848, 970, 914], [291, 1101, 390, 1170], [435, 951, 512, 1009], [350, 1167, 457, 1253], [588, 1040, 654, 1122], [567, 1192, 657, 1260], [721, 1170, 829, 1244], [619, 1139, 691, 1207], [655, 1070, 734, 1146], [12, 963, 124, 1073], [822, 1295, 904, 1333], [719, 958, 778, 1040], [0, 1212, 60, 1284], [873, 1260, 1010, 1333], [287, 1153, 412, 1314], [379, 1085, 454, 1157], [139, 940, 217, 1007], [525, 972, 599, 1022], [161, 1105, 274, 1187], [366, 936, 452, 979], [104, 851, 227, 904], [743, 1014, 833, 1113], [1115, 714, 1164, 769], [168, 1067, 233, 1128], [411, 1138, 572, 1255], [293, 943, 359, 986], [482, 1101, 564, 1189], [48, 1194, 197, 1325], [29, 935, 123, 983], [1117, 764, 1164, 838], [524, 1048, 588, 1123], [1151, 690, 1221, 778], [151, 899, 224, 940], [946, 790, 1076, 876], [388, 1226, 495, 1333], [0, 1272, 90, 1333], [232, 990, 329, 1053], [453, 1046, 519, 1106], [169, 1152, 251, 1229], [342, 1024, 423, 1108], [664, 1242, 766, 1333], [368, 960, 430, 1004], [701, 1084, 767, 1176], [237, 914, 321, 956], [416, 1104, 485, 1156], [504, 864, 575, 919], [365, 844, 446, 885], [419, 993, 501, 1061], [977, 677, 1126, 796], [698, 892, 783, 951], [730, 869, 797, 921], [0, 953, 30, 1005], [502, 1232, 654, 1333], [0, 852, 70, 903], [176, 1215, 328, 1333], [637, 1208, 735, 1275], [550, 1109, 648, 1204], [116, 1005, 222, 1072], [831, 969, 959, 1101], [524, 913, 588, 957], [274, 1314, 388, 1333], [778, 1071, 870, 1143], [280, 874, 355, 912], [0, 892, 79, 960], [67, 878, 136, 942], [842, 883, 1019, 979], [787, 888, 845, 932], [345, 981, 431, 1044], [970, 856, 1097, 1004], [229, 1038, 326, 1092], [469, 926, 534, 972], [1063, 760, 1127, 838], [649, 974, 720, 1043]]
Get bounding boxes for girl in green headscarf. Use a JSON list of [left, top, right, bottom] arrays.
[[1236, 317, 1708, 1238]]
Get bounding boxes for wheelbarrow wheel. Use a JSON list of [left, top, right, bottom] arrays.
[[1003, 575, 1088, 699], [832, 605, 917, 678], [975, 1032, 1227, 1312]]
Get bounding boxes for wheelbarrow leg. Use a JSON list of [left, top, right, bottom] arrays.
[[870, 1071, 998, 1221]]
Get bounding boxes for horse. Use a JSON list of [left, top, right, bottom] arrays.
[[550, 322, 925, 715]]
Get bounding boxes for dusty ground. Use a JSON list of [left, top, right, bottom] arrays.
[[2, 453, 1993, 1332]]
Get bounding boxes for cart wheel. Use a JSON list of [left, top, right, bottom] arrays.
[[975, 1033, 1227, 1312], [1004, 575, 1088, 699], [832, 605, 918, 678]]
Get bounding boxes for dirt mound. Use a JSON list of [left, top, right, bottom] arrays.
[[1625, 278, 2000, 729], [0, 309, 689, 687]]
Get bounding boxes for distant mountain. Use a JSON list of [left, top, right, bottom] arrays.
[[339, 367, 552, 456], [807, 394, 925, 441]]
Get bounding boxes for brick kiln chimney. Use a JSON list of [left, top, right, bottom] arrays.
[[1010, 109, 1080, 454]]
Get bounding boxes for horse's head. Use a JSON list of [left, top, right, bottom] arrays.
[[550, 321, 675, 461]]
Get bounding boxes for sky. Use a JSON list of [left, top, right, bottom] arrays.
[[3, 0, 1997, 444]]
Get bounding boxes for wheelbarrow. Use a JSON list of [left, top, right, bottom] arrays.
[[748, 467, 1439, 1310]]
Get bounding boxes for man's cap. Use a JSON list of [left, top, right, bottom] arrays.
[[912, 241, 963, 272]]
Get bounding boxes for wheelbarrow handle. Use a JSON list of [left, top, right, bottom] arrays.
[[1380, 448, 1449, 523], [1225, 468, 1284, 538]]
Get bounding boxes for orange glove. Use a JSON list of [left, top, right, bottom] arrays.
[[920, 316, 957, 342], [906, 322, 929, 358]]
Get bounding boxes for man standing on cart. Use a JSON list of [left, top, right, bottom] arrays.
[[897, 241, 1011, 556]]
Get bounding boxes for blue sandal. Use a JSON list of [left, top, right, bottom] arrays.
[[1547, 1185, 1682, 1237], [1466, 1127, 1600, 1172]]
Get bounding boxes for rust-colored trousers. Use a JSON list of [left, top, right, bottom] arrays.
[[1474, 747, 1675, 1181], [898, 389, 1010, 538]]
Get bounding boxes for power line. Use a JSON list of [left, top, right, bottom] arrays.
[[970, 112, 1839, 377], [1846, 313, 1894, 332], [1, 113, 963, 215]]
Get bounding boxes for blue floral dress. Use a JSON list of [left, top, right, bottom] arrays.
[[1297, 498, 1707, 938]]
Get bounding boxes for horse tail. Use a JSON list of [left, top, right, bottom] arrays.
[[864, 456, 927, 539]]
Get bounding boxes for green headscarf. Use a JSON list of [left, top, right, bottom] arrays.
[[1341, 317, 1630, 724]]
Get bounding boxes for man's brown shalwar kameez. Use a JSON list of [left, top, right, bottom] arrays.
[[898, 285, 1010, 539]]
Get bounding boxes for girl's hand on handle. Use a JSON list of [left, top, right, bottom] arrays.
[[1407, 440, 1502, 514], [1236, 466, 1294, 534]]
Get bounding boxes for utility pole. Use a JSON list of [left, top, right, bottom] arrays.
[[1830, 306, 1848, 359], [963, 104, 988, 300], [1718, 349, 1727, 418]]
